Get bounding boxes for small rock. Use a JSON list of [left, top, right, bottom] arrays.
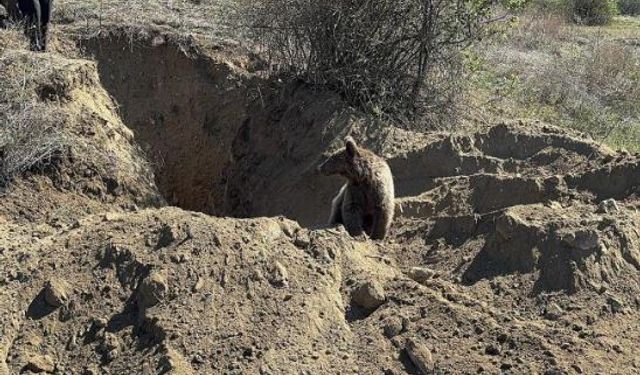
[[156, 224, 176, 248], [544, 303, 564, 321], [106, 349, 119, 362], [500, 362, 513, 371], [485, 344, 501, 356], [571, 323, 585, 332], [543, 368, 567, 375], [383, 316, 404, 338], [596, 199, 619, 214], [548, 201, 563, 210], [92, 317, 108, 331], [405, 338, 434, 375], [278, 220, 300, 238], [25, 354, 55, 373], [43, 278, 70, 307], [151, 35, 166, 47], [607, 296, 624, 314], [271, 262, 289, 288], [101, 332, 120, 352], [352, 281, 386, 310], [496, 332, 509, 344], [612, 344, 623, 353], [407, 267, 437, 284], [192, 277, 205, 293], [138, 272, 168, 308], [571, 364, 584, 374], [103, 212, 119, 222], [293, 232, 310, 248]]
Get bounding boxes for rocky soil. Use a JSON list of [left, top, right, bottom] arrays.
[[1, 20, 640, 375]]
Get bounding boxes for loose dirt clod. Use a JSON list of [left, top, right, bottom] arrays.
[[597, 198, 619, 213], [352, 281, 386, 310], [407, 267, 437, 284], [43, 278, 70, 308], [270, 261, 289, 288], [138, 272, 169, 309], [24, 354, 55, 373], [405, 339, 434, 375]]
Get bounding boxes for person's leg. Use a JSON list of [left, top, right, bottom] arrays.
[[18, 0, 42, 51], [39, 0, 51, 50]]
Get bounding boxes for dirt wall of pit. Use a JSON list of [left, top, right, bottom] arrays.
[[79, 33, 356, 227]]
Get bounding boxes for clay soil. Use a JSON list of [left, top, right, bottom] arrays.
[[1, 16, 640, 375]]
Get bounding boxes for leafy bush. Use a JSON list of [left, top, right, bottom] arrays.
[[236, 0, 494, 125], [569, 0, 618, 25], [618, 0, 640, 15]]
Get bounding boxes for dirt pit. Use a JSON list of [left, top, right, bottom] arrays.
[[79, 32, 356, 227]]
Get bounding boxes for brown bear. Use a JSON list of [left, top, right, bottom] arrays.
[[318, 136, 395, 240]]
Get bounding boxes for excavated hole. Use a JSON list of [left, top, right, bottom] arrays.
[[81, 34, 250, 216], [79, 34, 349, 226]]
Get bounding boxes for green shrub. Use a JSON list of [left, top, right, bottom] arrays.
[[618, 0, 640, 15], [236, 0, 495, 126], [569, 0, 618, 25]]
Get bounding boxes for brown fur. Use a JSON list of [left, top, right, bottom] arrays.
[[318, 136, 395, 240]]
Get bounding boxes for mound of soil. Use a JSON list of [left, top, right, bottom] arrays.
[[2, 28, 640, 375]]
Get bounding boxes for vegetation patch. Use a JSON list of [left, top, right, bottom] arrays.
[[470, 6, 640, 151], [235, 0, 495, 128]]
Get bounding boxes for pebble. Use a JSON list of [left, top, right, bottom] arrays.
[[156, 224, 176, 248], [383, 316, 403, 338], [271, 262, 289, 288], [92, 317, 108, 330], [407, 267, 437, 284], [544, 303, 564, 321], [607, 296, 624, 314], [405, 338, 434, 375], [294, 232, 310, 248], [352, 281, 386, 310], [485, 344, 501, 356], [138, 272, 168, 308], [500, 362, 513, 371], [192, 277, 205, 293], [25, 354, 55, 373], [43, 278, 70, 308], [596, 199, 619, 214]]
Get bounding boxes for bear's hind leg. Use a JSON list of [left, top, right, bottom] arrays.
[[328, 183, 347, 225], [341, 185, 365, 237]]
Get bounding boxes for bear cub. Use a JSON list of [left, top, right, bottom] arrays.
[[318, 136, 395, 240]]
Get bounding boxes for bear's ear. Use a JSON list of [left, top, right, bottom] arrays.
[[345, 136, 358, 157]]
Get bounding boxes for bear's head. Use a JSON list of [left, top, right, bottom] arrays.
[[317, 136, 369, 181]]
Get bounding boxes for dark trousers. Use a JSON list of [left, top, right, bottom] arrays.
[[17, 0, 52, 51]]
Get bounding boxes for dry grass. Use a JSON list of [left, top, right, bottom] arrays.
[[54, 0, 237, 39], [471, 9, 640, 151], [0, 29, 119, 188], [509, 10, 568, 49], [0, 22, 29, 53], [0, 37, 71, 186]]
